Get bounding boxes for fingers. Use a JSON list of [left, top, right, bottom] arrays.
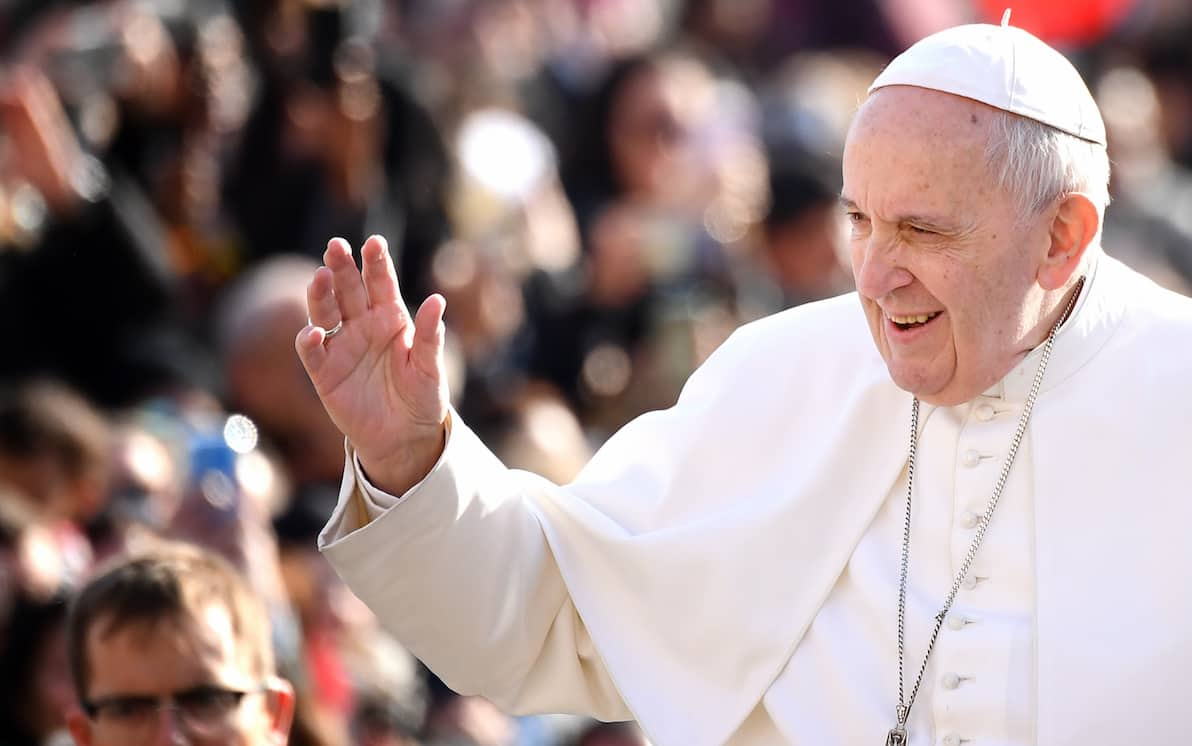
[[298, 266, 338, 377], [324, 237, 369, 320], [306, 266, 339, 329], [361, 235, 403, 308], [295, 323, 328, 377], [410, 294, 447, 376]]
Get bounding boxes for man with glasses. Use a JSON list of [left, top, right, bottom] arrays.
[[64, 543, 295, 745]]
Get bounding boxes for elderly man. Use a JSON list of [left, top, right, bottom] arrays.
[[298, 18, 1192, 746], [64, 543, 295, 745]]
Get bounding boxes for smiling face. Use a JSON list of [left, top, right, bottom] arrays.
[[842, 86, 1062, 405]]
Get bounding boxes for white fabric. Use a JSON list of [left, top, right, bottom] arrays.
[[762, 394, 1037, 746], [869, 20, 1106, 146], [349, 382, 1041, 746], [321, 256, 1192, 746], [343, 349, 1051, 745]]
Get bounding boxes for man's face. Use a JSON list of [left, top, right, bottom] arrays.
[[842, 86, 1055, 405], [68, 605, 293, 746]]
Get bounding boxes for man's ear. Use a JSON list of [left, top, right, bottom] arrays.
[[264, 676, 296, 745], [66, 705, 93, 746], [1038, 192, 1100, 290]]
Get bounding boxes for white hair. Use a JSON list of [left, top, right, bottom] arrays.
[[984, 111, 1111, 222]]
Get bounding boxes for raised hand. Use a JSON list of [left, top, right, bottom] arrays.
[[296, 235, 449, 495], [0, 66, 85, 212]]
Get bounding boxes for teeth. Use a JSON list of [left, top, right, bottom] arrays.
[[889, 312, 937, 324]]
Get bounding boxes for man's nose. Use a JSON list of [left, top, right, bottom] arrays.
[[854, 235, 913, 300], [148, 707, 190, 746]]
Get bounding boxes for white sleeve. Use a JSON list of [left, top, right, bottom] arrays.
[[320, 415, 454, 539], [317, 416, 630, 721], [352, 450, 402, 515]]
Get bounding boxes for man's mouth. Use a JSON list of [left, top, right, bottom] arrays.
[[886, 311, 942, 331]]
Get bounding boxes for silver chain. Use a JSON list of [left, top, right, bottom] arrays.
[[891, 277, 1084, 740]]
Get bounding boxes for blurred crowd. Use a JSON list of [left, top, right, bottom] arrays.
[[0, 0, 1190, 744]]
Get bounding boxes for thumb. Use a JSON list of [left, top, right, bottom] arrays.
[[410, 294, 447, 377]]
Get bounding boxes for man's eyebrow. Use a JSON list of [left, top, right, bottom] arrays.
[[838, 196, 955, 231], [898, 214, 957, 232]]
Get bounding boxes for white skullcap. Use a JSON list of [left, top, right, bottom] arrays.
[[869, 11, 1106, 146]]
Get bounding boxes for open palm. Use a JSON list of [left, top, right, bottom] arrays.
[[296, 236, 449, 494]]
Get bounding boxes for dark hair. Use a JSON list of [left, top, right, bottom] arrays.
[[0, 593, 70, 741], [66, 541, 274, 702], [764, 165, 837, 233], [561, 53, 668, 233], [0, 380, 110, 481]]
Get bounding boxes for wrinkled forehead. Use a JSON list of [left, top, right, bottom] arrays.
[[842, 86, 1011, 220], [849, 85, 998, 147]]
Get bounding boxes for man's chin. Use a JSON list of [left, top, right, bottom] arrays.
[[885, 364, 961, 405]]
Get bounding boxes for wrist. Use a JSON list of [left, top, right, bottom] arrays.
[[356, 421, 447, 496]]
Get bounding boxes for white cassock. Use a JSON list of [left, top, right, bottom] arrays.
[[319, 255, 1192, 746]]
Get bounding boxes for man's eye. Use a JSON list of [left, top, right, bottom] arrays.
[[907, 224, 936, 235], [846, 212, 868, 224], [177, 687, 240, 718], [101, 698, 156, 720]]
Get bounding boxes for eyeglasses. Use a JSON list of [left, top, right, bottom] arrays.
[[82, 684, 264, 740]]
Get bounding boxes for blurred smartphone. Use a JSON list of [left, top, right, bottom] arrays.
[[185, 431, 241, 524], [170, 426, 248, 569]]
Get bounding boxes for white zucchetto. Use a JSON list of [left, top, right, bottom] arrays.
[[869, 11, 1107, 146]]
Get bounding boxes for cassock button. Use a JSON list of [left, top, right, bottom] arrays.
[[946, 614, 968, 631], [974, 403, 996, 421], [961, 449, 981, 468], [941, 672, 962, 690], [941, 734, 963, 746], [959, 511, 980, 529], [962, 575, 980, 590]]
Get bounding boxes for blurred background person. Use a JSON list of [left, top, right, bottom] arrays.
[[0, 591, 73, 746], [0, 380, 112, 587], [63, 541, 295, 745]]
